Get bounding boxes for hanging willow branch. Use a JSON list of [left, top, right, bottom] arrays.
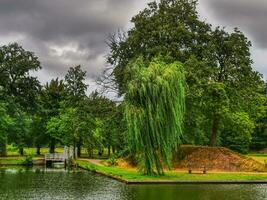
[[124, 57, 185, 175]]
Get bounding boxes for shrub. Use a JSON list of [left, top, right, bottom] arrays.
[[107, 154, 118, 166], [221, 112, 254, 154], [22, 155, 33, 166]]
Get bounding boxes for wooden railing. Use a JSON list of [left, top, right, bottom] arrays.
[[45, 153, 67, 162]]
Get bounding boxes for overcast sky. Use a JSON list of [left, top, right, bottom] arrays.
[[0, 0, 266, 96]]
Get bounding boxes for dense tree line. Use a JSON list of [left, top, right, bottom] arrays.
[[106, 0, 267, 157], [0, 0, 266, 175], [0, 43, 125, 157]]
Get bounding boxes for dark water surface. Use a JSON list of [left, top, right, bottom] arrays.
[[0, 167, 266, 200]]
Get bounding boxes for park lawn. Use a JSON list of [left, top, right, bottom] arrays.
[[76, 160, 267, 182], [6, 146, 65, 156], [0, 156, 43, 165], [0, 157, 24, 165], [247, 153, 267, 165], [5, 146, 109, 158]]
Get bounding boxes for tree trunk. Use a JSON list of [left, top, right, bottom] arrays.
[[73, 141, 77, 159], [77, 138, 82, 158], [19, 147, 24, 156], [77, 145, 81, 158], [0, 142, 7, 157], [108, 146, 111, 157], [36, 146, 41, 155], [49, 138, 55, 153], [112, 146, 116, 154], [210, 117, 220, 146]]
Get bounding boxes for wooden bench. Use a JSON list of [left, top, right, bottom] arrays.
[[188, 165, 207, 174]]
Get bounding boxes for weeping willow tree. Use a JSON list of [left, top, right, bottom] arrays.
[[124, 57, 185, 175]]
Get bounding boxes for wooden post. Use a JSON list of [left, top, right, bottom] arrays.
[[188, 164, 192, 174]]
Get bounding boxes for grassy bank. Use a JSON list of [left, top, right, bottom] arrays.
[[0, 157, 25, 165], [0, 156, 43, 165], [76, 160, 267, 182]]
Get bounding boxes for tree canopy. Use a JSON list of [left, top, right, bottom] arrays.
[[106, 0, 266, 152]]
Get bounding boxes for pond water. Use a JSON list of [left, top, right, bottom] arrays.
[[0, 167, 266, 200]]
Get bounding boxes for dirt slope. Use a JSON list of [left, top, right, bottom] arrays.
[[173, 145, 266, 172]]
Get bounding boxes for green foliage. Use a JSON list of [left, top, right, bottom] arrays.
[[250, 83, 267, 150], [203, 83, 229, 117], [64, 65, 88, 104], [46, 105, 78, 146], [0, 43, 41, 111], [40, 78, 66, 152], [104, 104, 127, 153], [221, 112, 255, 154], [22, 155, 33, 166], [9, 110, 33, 155], [106, 0, 265, 148], [0, 102, 13, 156], [0, 43, 42, 155], [124, 57, 185, 175], [107, 0, 211, 93], [107, 154, 118, 166], [41, 78, 65, 117]]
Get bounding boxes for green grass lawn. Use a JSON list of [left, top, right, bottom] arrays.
[[0, 156, 43, 165], [76, 160, 267, 182], [0, 157, 24, 165], [6, 145, 64, 156], [5, 145, 110, 158], [2, 146, 267, 182]]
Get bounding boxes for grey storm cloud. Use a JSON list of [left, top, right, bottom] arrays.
[[200, 0, 267, 79], [0, 0, 266, 89], [202, 0, 267, 48], [0, 0, 147, 91]]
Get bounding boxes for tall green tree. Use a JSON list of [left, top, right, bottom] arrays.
[[124, 57, 185, 175], [40, 78, 65, 153], [46, 101, 95, 158], [64, 65, 88, 104], [107, 0, 211, 94], [0, 43, 41, 154], [206, 28, 264, 146], [86, 91, 120, 155], [106, 0, 265, 147], [9, 111, 32, 156], [64, 65, 88, 156], [0, 43, 41, 111]]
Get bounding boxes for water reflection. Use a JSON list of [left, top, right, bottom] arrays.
[[0, 167, 266, 200], [128, 184, 267, 200]]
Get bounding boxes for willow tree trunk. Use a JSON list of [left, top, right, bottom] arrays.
[[210, 117, 220, 146]]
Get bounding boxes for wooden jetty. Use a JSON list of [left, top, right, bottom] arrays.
[[44, 147, 74, 167]]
